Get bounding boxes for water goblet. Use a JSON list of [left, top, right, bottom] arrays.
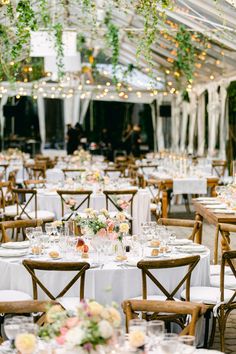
[[178, 335, 196, 354], [159, 333, 179, 354], [147, 320, 165, 350]]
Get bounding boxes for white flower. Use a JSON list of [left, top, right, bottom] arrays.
[[98, 320, 114, 339], [65, 327, 85, 347], [98, 214, 106, 223], [15, 334, 36, 354], [119, 222, 129, 234], [129, 330, 146, 348]]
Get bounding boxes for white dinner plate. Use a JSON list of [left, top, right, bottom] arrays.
[[168, 239, 193, 246], [0, 249, 28, 257], [205, 204, 226, 209], [2, 241, 30, 249], [175, 245, 206, 253], [212, 209, 236, 214]]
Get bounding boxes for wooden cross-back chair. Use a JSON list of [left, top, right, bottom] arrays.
[[62, 168, 86, 179], [212, 160, 227, 179], [103, 189, 137, 234], [104, 167, 125, 178], [0, 219, 43, 243], [139, 163, 158, 176], [137, 256, 200, 302], [122, 299, 207, 335], [0, 181, 13, 208], [24, 179, 46, 189], [157, 218, 202, 244], [12, 188, 55, 222], [0, 300, 59, 328], [0, 164, 9, 180], [23, 260, 90, 301], [213, 223, 236, 264], [57, 190, 93, 220]]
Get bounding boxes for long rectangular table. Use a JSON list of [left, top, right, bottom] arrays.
[[193, 199, 236, 263], [155, 177, 219, 218]]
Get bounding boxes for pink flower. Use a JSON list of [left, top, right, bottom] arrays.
[[107, 221, 114, 233], [56, 335, 66, 345], [97, 228, 107, 237], [60, 327, 68, 336], [66, 317, 78, 328], [108, 232, 118, 240]]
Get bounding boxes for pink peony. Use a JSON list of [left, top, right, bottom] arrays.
[[56, 335, 66, 345], [60, 327, 68, 336], [66, 317, 78, 328], [97, 228, 107, 237], [108, 232, 118, 240]]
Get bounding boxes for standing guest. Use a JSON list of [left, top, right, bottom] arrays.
[[130, 124, 142, 157], [122, 123, 132, 154], [66, 124, 79, 155]]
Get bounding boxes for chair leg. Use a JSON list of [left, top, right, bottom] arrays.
[[203, 309, 212, 348], [208, 315, 216, 347], [218, 310, 226, 353]]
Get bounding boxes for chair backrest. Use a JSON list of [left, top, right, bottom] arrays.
[[220, 250, 236, 303], [157, 218, 202, 243], [214, 223, 236, 264], [0, 219, 43, 243], [0, 181, 14, 210], [57, 190, 93, 220], [0, 164, 9, 180], [24, 179, 46, 189], [62, 168, 86, 179], [137, 255, 200, 301], [23, 260, 90, 300], [12, 188, 38, 219], [0, 300, 59, 326], [212, 160, 227, 178], [122, 299, 207, 335], [103, 189, 138, 234], [104, 167, 124, 178]]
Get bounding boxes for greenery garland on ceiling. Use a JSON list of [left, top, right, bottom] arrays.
[[104, 12, 120, 83], [0, 0, 217, 90], [174, 25, 195, 84]]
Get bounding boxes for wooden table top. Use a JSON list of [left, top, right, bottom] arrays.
[[192, 199, 236, 225]]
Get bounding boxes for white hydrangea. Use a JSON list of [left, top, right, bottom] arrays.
[[98, 320, 114, 339]]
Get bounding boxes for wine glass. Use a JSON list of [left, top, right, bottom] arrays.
[[4, 317, 20, 347], [45, 223, 57, 245]]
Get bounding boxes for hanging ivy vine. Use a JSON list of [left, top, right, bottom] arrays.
[[39, 0, 51, 28], [104, 13, 120, 83], [53, 23, 64, 79], [174, 25, 195, 83]]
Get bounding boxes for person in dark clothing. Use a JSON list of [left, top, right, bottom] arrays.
[[122, 123, 132, 154], [130, 124, 142, 157], [66, 124, 79, 155]]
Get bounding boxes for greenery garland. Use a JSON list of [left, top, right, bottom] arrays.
[[39, 0, 51, 28], [174, 25, 195, 83], [53, 23, 64, 79], [11, 0, 37, 61], [104, 13, 120, 83]]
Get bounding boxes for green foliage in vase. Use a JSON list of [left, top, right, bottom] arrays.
[[174, 25, 195, 83]]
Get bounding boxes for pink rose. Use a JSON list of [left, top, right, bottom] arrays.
[[60, 327, 68, 336], [56, 335, 66, 345], [66, 317, 78, 328], [97, 228, 107, 237]]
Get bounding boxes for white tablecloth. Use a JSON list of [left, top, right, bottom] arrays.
[[0, 251, 210, 306], [173, 178, 207, 195], [28, 188, 151, 235]]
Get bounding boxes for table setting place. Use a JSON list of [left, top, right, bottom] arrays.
[[195, 185, 236, 214], [0, 308, 223, 354], [0, 220, 209, 268]]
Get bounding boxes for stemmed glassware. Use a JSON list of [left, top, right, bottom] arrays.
[[178, 335, 196, 354], [147, 320, 165, 351]]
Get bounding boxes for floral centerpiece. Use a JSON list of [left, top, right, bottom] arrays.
[[80, 170, 109, 185], [36, 300, 121, 353], [71, 149, 92, 164], [76, 208, 129, 239]]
